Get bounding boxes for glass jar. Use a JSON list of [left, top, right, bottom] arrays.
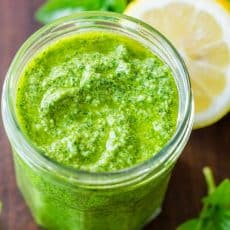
[[2, 12, 193, 230]]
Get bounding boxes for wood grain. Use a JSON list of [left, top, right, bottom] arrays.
[[0, 1, 229, 229]]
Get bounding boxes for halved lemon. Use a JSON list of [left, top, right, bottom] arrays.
[[126, 0, 230, 129]]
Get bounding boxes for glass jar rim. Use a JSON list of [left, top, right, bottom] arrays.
[[2, 11, 193, 187]]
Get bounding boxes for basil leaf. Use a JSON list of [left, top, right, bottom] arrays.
[[177, 168, 230, 230], [35, 0, 127, 24], [177, 219, 199, 230], [100, 0, 127, 12], [199, 206, 230, 230], [203, 180, 230, 207]]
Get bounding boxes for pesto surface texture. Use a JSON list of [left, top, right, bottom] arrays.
[[16, 31, 178, 172]]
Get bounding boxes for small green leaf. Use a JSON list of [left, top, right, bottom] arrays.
[[100, 0, 127, 12], [35, 0, 128, 24], [199, 206, 230, 230], [177, 219, 199, 230], [177, 168, 230, 230], [203, 180, 230, 207]]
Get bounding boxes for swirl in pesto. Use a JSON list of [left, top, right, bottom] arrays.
[[16, 32, 178, 172]]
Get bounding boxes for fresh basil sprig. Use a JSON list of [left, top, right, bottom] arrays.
[[35, 0, 128, 24], [177, 167, 230, 230]]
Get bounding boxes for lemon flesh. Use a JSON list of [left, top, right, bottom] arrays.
[[126, 0, 230, 128]]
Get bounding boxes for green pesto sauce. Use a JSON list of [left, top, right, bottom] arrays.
[[16, 31, 178, 172]]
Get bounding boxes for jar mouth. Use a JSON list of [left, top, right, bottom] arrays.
[[2, 11, 193, 186]]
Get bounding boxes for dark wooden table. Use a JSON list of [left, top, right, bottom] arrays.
[[0, 1, 229, 229]]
